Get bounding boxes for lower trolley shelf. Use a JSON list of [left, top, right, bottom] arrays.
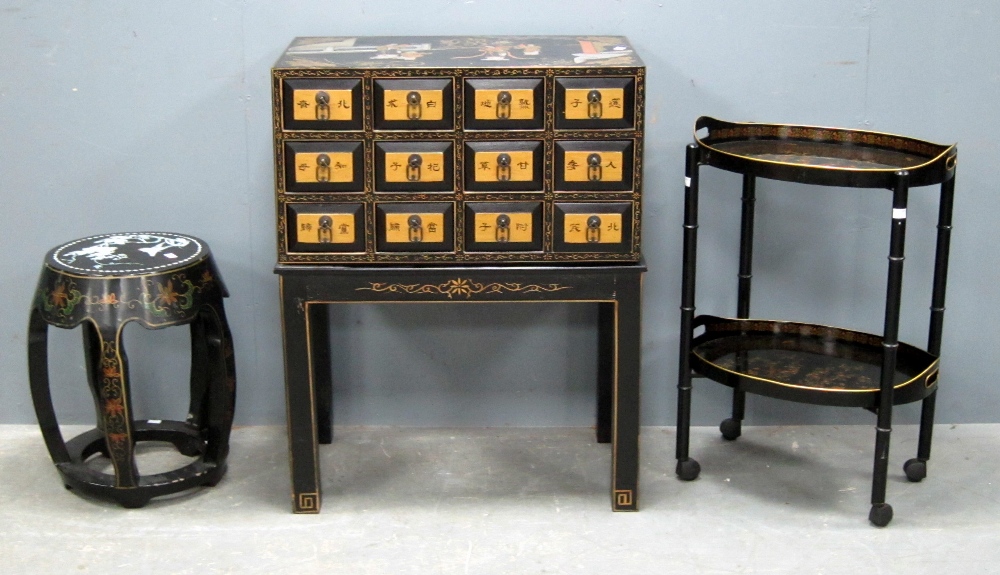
[[690, 315, 939, 408]]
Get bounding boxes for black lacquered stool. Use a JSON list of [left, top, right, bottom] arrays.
[[28, 232, 236, 508]]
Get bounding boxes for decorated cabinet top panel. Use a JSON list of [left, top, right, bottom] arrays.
[[274, 36, 642, 69]]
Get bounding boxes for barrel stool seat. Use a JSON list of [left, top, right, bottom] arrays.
[[27, 232, 236, 508]]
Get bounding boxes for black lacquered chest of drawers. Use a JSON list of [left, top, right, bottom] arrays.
[[271, 36, 645, 264]]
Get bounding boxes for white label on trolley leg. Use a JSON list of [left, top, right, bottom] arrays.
[[892, 208, 907, 220], [685, 177, 691, 187]]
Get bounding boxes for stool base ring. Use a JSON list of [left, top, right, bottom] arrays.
[[57, 420, 226, 508]]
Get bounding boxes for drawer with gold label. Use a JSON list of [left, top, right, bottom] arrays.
[[555, 140, 634, 191], [284, 141, 364, 193], [374, 78, 454, 131], [464, 141, 543, 192], [555, 77, 635, 130], [286, 203, 365, 253], [554, 202, 633, 253], [375, 141, 454, 193], [463, 78, 544, 131], [376, 202, 455, 252], [464, 202, 543, 252], [282, 78, 363, 131]]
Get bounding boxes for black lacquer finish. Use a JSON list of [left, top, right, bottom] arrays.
[[273, 36, 645, 265], [676, 118, 957, 526], [28, 233, 236, 508], [277, 261, 645, 513], [690, 316, 939, 407], [694, 116, 956, 188]]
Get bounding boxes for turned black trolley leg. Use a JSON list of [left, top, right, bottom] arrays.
[[676, 143, 701, 481], [869, 170, 910, 527], [721, 174, 757, 441], [904, 166, 956, 483]]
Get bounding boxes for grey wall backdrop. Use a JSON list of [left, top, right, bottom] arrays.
[[2, 1, 997, 427]]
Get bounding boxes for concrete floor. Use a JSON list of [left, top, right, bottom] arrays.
[[1, 424, 997, 574]]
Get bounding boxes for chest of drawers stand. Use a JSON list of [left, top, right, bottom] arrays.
[[272, 36, 646, 513]]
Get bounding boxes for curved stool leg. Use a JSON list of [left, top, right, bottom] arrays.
[[27, 309, 71, 468], [187, 318, 209, 429], [82, 321, 110, 456], [93, 325, 142, 497], [198, 302, 236, 485]]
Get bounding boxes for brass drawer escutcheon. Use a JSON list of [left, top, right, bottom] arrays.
[[291, 89, 354, 122], [563, 88, 625, 120], [563, 151, 623, 183], [384, 213, 446, 243], [295, 213, 356, 244], [474, 88, 535, 120], [384, 152, 446, 183], [383, 89, 445, 122], [292, 152, 354, 184], [563, 213, 623, 244]]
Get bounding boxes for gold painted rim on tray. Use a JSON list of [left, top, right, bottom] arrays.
[[693, 116, 956, 174], [690, 315, 939, 395]]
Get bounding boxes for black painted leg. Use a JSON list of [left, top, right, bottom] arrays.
[[311, 304, 333, 445], [27, 310, 71, 466], [676, 143, 701, 481], [199, 303, 236, 472], [723, 173, 757, 442], [906, 172, 955, 482], [94, 325, 141, 490], [281, 277, 322, 513], [904, 391, 935, 482], [596, 302, 615, 444], [869, 171, 909, 527], [186, 315, 209, 432], [612, 281, 641, 511], [81, 322, 111, 457]]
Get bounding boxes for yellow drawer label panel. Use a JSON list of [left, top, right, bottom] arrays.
[[563, 213, 623, 244], [472, 151, 535, 183], [563, 88, 625, 120], [382, 89, 446, 121], [295, 214, 356, 244], [473, 212, 534, 243], [563, 151, 624, 183], [291, 89, 354, 121], [384, 213, 446, 243], [384, 152, 446, 183], [292, 152, 354, 184], [474, 89, 535, 120]]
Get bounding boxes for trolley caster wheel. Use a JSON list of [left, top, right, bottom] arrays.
[[868, 503, 894, 527], [904, 458, 927, 482], [676, 458, 701, 481], [720, 418, 742, 441]]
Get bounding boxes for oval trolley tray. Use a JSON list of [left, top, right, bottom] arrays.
[[694, 116, 957, 188], [690, 316, 939, 408]]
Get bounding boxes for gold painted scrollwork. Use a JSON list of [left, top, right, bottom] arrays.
[[357, 278, 572, 299]]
